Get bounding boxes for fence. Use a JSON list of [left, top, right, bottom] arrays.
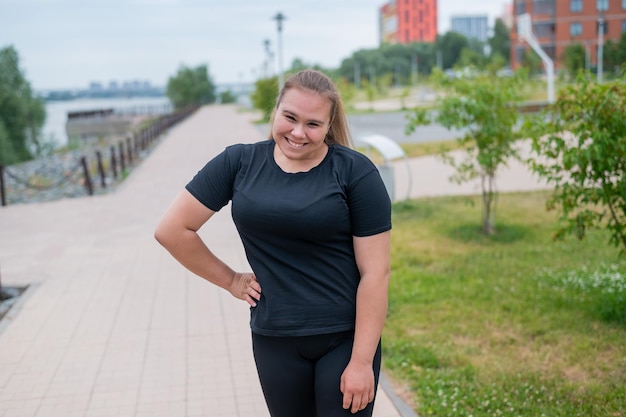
[[0, 106, 198, 206]]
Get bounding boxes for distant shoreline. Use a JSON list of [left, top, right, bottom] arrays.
[[41, 91, 167, 103]]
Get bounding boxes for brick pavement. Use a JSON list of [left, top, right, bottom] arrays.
[[0, 105, 407, 417]]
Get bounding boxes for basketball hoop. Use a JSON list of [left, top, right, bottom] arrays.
[[517, 13, 532, 41], [515, 13, 555, 103]]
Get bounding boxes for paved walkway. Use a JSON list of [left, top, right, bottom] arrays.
[[389, 139, 549, 202], [0, 105, 433, 417]]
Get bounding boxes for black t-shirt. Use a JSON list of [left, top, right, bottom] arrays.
[[186, 140, 391, 336]]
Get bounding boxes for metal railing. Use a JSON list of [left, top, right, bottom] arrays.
[[0, 105, 198, 206]]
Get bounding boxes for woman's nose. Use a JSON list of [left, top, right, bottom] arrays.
[[292, 124, 305, 138]]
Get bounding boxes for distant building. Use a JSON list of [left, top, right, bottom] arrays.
[[451, 15, 489, 42], [511, 0, 626, 71], [501, 2, 515, 29], [379, 0, 438, 44], [88, 82, 103, 92]]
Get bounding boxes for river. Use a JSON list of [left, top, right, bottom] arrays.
[[43, 96, 462, 150], [43, 96, 172, 148]]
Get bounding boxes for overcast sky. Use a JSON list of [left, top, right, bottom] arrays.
[[1, 0, 509, 90]]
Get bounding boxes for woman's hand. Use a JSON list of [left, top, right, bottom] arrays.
[[229, 272, 262, 307], [340, 359, 375, 414]]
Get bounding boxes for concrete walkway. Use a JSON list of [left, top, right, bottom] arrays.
[[0, 105, 430, 417], [389, 139, 549, 203]]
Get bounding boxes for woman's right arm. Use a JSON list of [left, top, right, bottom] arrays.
[[154, 189, 261, 306]]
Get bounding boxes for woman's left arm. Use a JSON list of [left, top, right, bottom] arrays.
[[340, 230, 391, 414]]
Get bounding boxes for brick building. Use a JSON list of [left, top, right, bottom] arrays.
[[511, 0, 626, 71], [379, 0, 438, 44]]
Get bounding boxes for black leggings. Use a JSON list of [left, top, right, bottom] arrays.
[[252, 330, 382, 417]]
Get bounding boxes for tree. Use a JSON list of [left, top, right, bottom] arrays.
[[335, 77, 356, 110], [407, 42, 437, 77], [405, 69, 526, 234], [166, 64, 215, 110], [520, 49, 543, 76], [562, 43, 586, 78], [616, 32, 626, 71], [524, 74, 626, 255], [288, 58, 326, 74], [0, 45, 46, 165], [251, 76, 278, 122], [219, 90, 237, 104], [436, 31, 469, 69], [455, 47, 486, 70], [336, 42, 435, 88], [488, 18, 511, 65], [485, 52, 508, 74], [603, 32, 626, 77]]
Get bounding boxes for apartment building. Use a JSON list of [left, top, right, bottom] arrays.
[[379, 0, 438, 44], [451, 15, 490, 42], [511, 0, 626, 71]]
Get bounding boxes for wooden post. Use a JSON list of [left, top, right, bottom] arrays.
[[110, 145, 118, 180], [126, 137, 133, 164], [133, 133, 139, 156], [80, 156, 94, 196], [0, 165, 6, 206], [95, 150, 106, 188], [119, 142, 126, 173]]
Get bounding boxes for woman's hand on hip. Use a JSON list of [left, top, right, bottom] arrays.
[[229, 272, 262, 307]]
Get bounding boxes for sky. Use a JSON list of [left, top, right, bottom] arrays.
[[1, 0, 509, 91]]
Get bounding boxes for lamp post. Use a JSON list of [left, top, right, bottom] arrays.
[[597, 13, 605, 83], [597, 0, 609, 82], [273, 12, 286, 92], [263, 39, 272, 78]]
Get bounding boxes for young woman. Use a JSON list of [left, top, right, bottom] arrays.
[[155, 69, 391, 416]]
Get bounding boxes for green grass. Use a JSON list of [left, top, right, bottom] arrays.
[[384, 191, 626, 417], [400, 140, 469, 158]]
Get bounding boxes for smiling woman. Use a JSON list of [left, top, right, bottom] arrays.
[[155, 69, 392, 417]]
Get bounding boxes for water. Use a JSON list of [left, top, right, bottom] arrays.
[[42, 96, 172, 148]]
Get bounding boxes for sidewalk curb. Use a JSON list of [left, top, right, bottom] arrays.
[[380, 372, 420, 417]]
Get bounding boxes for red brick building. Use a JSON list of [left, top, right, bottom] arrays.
[[379, 0, 438, 44], [511, 0, 626, 71]]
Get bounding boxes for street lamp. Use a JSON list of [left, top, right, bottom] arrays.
[[597, 0, 609, 82], [263, 39, 272, 78], [273, 12, 286, 92]]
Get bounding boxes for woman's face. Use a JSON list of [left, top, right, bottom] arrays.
[[272, 87, 332, 166]]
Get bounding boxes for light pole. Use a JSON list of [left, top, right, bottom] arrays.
[[263, 39, 272, 78], [597, 13, 605, 83], [273, 12, 286, 92], [411, 54, 418, 85]]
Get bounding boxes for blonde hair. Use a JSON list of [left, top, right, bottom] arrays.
[[267, 69, 353, 148]]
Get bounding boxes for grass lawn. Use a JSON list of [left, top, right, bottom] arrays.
[[384, 191, 626, 417]]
